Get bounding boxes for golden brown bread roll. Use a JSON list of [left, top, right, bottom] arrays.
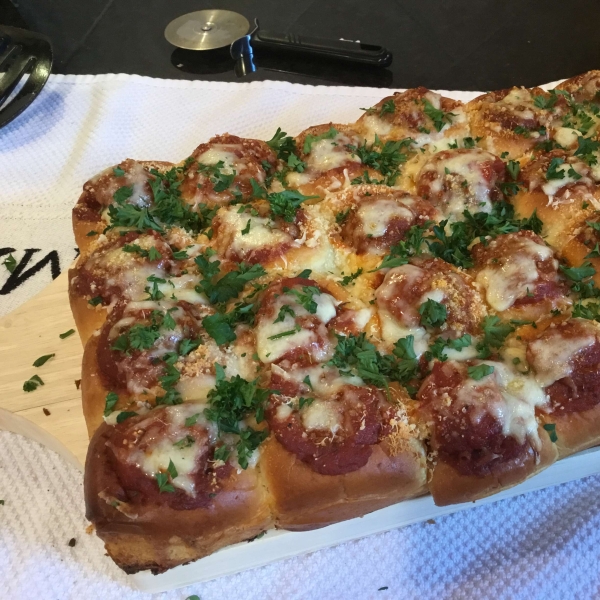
[[72, 74, 600, 574]]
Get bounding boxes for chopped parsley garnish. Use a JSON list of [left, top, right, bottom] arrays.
[[23, 374, 44, 392], [560, 261, 596, 282], [2, 253, 16, 273], [173, 435, 195, 449], [574, 136, 599, 166], [467, 363, 495, 380], [377, 222, 431, 269], [545, 157, 566, 180], [171, 247, 188, 260], [108, 165, 216, 236], [267, 189, 317, 222], [268, 325, 301, 340], [346, 135, 414, 185], [122, 244, 162, 261], [185, 413, 200, 427], [297, 269, 312, 279], [113, 185, 133, 203], [104, 392, 119, 416], [499, 159, 523, 197], [422, 99, 455, 132], [106, 199, 163, 233], [379, 99, 395, 117], [573, 300, 600, 321], [340, 268, 363, 286], [195, 250, 266, 306], [425, 334, 472, 362], [33, 354, 55, 367], [241, 219, 251, 235], [274, 304, 296, 323], [116, 411, 138, 424], [113, 166, 126, 177], [418, 299, 447, 328], [155, 460, 177, 493], [298, 397, 314, 409], [202, 312, 238, 345], [88, 296, 103, 306], [336, 209, 351, 224], [287, 285, 321, 314], [328, 333, 419, 392], [513, 126, 531, 137], [543, 423, 558, 442], [560, 261, 600, 311], [350, 170, 386, 186], [476, 316, 515, 359], [204, 365, 270, 469], [303, 127, 339, 154], [303, 375, 313, 389], [214, 445, 230, 462], [150, 166, 217, 234], [462, 136, 481, 149], [424, 202, 543, 269], [144, 274, 166, 301], [266, 127, 300, 163], [59, 329, 76, 339], [533, 94, 558, 110], [179, 337, 202, 356]]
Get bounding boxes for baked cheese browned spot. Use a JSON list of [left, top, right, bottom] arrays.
[[415, 148, 506, 221], [466, 87, 567, 159], [356, 87, 469, 148], [180, 134, 277, 207], [375, 257, 486, 357]]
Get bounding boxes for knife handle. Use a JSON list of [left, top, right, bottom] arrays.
[[251, 30, 392, 67]]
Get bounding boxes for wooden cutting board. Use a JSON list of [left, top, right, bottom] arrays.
[[0, 272, 88, 467]]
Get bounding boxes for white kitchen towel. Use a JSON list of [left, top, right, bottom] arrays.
[[1, 428, 599, 600], [1, 74, 599, 599]]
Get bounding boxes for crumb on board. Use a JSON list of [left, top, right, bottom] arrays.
[[75, 379, 82, 390], [43, 408, 51, 416], [68, 538, 76, 547], [426, 519, 436, 524]]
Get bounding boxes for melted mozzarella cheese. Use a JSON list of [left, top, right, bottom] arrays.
[[529, 331, 597, 388], [378, 307, 429, 357], [308, 135, 360, 172], [271, 363, 364, 396], [357, 199, 413, 238], [501, 88, 535, 120], [129, 162, 153, 207], [218, 207, 292, 256], [361, 114, 393, 143], [276, 403, 294, 421], [255, 289, 339, 363], [196, 147, 239, 174], [302, 399, 342, 433], [158, 274, 209, 305], [541, 162, 587, 197], [376, 264, 430, 356], [426, 150, 496, 217], [132, 404, 217, 494], [458, 361, 547, 448], [286, 171, 314, 187], [554, 127, 580, 149], [475, 238, 554, 312]]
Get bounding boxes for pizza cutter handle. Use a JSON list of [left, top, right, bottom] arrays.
[[251, 29, 392, 67]]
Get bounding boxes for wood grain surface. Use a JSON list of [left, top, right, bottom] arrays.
[[0, 272, 88, 465]]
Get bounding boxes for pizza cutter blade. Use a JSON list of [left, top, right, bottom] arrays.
[[165, 10, 393, 72], [164, 10, 250, 51]]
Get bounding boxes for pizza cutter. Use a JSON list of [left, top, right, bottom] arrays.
[[164, 10, 392, 77]]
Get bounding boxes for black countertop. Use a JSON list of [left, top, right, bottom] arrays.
[[2, 0, 600, 90]]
